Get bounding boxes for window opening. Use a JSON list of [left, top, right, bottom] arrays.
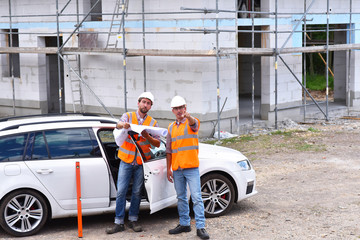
[[90, 0, 102, 21]]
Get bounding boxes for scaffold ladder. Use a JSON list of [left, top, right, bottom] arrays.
[[106, 0, 129, 48], [65, 54, 84, 113]]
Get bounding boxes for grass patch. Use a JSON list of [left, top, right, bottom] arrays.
[[304, 74, 334, 91], [271, 130, 293, 136], [241, 135, 255, 141], [221, 137, 240, 144], [308, 127, 320, 132], [203, 128, 326, 158], [295, 143, 315, 151], [295, 142, 326, 152]]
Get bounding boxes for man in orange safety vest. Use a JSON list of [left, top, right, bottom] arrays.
[[166, 95, 210, 240], [106, 92, 160, 234]]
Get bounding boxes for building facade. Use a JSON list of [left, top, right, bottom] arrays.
[[0, 0, 359, 137]]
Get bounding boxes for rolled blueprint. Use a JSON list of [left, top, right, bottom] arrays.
[[113, 124, 168, 146], [129, 124, 168, 137]]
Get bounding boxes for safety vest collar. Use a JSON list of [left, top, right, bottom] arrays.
[[169, 120, 197, 142], [128, 111, 157, 127]]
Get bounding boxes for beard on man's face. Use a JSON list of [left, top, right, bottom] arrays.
[[139, 107, 148, 114]]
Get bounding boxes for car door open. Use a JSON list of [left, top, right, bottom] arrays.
[[128, 131, 177, 214]]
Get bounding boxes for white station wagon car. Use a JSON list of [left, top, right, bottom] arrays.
[[0, 114, 257, 237]]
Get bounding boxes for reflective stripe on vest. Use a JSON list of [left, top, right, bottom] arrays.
[[117, 112, 157, 165], [168, 118, 200, 171]]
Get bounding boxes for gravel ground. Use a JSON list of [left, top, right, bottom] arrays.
[[1, 117, 360, 240]]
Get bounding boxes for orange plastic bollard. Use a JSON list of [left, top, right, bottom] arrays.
[[76, 161, 83, 238]]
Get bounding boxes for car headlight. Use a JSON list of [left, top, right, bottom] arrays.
[[237, 159, 251, 171]]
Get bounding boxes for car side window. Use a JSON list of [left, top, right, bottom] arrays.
[[0, 134, 27, 162], [43, 128, 99, 159], [98, 129, 117, 160]]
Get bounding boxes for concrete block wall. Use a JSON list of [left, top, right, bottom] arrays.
[[17, 30, 43, 104], [0, 0, 83, 23], [0, 28, 48, 115], [102, 0, 236, 21]]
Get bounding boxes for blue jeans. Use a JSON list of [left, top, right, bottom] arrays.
[[114, 161, 144, 224], [173, 167, 206, 229]]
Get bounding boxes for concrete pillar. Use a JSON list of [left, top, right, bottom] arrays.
[[0, 29, 9, 77], [350, 23, 360, 108], [333, 26, 347, 102], [260, 24, 303, 122]]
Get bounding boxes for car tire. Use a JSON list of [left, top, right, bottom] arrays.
[[201, 173, 235, 218], [0, 189, 48, 237]]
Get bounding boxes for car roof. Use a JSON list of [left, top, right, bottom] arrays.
[[0, 113, 118, 132]]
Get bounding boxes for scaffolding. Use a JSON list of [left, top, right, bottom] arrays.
[[1, 0, 360, 138]]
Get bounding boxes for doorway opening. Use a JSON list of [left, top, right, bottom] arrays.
[[45, 37, 64, 113], [238, 26, 262, 123]]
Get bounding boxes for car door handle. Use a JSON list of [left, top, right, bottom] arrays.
[[36, 169, 54, 174], [152, 169, 160, 175]]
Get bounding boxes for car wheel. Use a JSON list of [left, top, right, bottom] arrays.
[[0, 189, 48, 237], [201, 173, 235, 218]]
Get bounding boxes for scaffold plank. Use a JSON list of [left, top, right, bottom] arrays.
[[0, 43, 359, 56]]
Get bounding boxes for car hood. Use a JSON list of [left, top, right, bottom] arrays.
[[199, 143, 247, 162]]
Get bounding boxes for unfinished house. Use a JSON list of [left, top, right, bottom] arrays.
[[0, 0, 359, 137]]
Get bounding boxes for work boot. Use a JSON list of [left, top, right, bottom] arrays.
[[169, 224, 191, 234], [128, 221, 142, 232], [105, 224, 124, 234], [196, 228, 210, 239]]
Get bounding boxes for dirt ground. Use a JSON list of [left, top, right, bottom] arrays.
[[1, 117, 360, 240], [229, 118, 360, 240]]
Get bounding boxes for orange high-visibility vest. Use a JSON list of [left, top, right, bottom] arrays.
[[168, 118, 200, 171], [117, 112, 157, 165]]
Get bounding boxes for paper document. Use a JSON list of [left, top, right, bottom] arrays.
[[113, 128, 129, 147]]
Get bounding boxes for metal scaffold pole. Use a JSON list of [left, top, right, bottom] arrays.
[[303, 0, 307, 121], [56, 0, 63, 113], [275, 0, 278, 129], [347, 0, 353, 114], [251, 0, 255, 127], [236, 0, 240, 134], [216, 0, 221, 139], [325, 0, 330, 121], [8, 0, 15, 116], [142, 0, 147, 91], [121, 0, 128, 112]]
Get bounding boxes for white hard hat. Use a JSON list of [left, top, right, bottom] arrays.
[[171, 96, 186, 108], [138, 92, 154, 104]]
